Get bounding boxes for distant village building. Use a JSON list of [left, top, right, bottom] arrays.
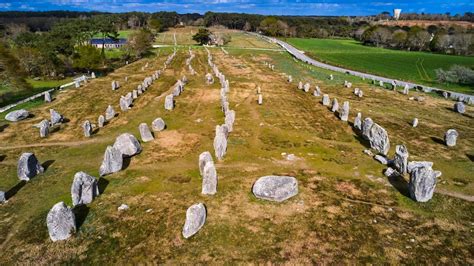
[[393, 9, 402, 20], [90, 38, 127, 49]]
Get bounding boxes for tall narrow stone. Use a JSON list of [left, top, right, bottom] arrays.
[[44, 91, 52, 103], [83, 120, 92, 137], [50, 109, 63, 125], [412, 118, 418, 127], [213, 131, 227, 160], [39, 119, 49, 138], [354, 112, 362, 131], [258, 94, 263, 105], [199, 151, 213, 176], [71, 171, 99, 206], [339, 101, 349, 121], [165, 94, 174, 110], [331, 98, 339, 112], [393, 145, 409, 175], [202, 161, 217, 195], [99, 145, 123, 176], [361, 117, 373, 140], [322, 94, 330, 106], [298, 81, 303, 90]]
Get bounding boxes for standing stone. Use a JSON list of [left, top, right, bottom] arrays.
[[369, 123, 390, 155], [113, 133, 142, 157], [329, 74, 333, 80], [44, 91, 52, 103], [165, 94, 174, 110], [412, 118, 418, 127], [313, 86, 321, 96], [99, 145, 123, 176], [339, 101, 349, 121], [379, 80, 384, 87], [105, 105, 115, 120], [257, 86, 261, 94], [50, 109, 63, 125], [362, 117, 374, 140], [5, 109, 29, 122], [303, 83, 310, 92], [444, 129, 458, 147], [202, 161, 217, 195], [454, 102, 465, 114], [442, 91, 448, 99], [225, 110, 235, 132], [408, 165, 438, 202], [0, 191, 5, 203], [403, 84, 409, 95], [213, 131, 227, 160], [39, 119, 49, 138], [111, 81, 118, 90], [331, 98, 339, 112], [298, 81, 303, 90], [17, 153, 44, 181], [354, 112, 362, 131], [151, 118, 166, 131], [71, 171, 99, 206], [98, 115, 105, 128], [46, 202, 76, 242], [82, 120, 92, 137], [91, 72, 96, 79], [199, 151, 213, 176], [288, 75, 292, 83], [139, 123, 154, 142], [322, 94, 330, 106], [119, 97, 129, 111], [357, 90, 363, 98], [132, 90, 138, 99], [75, 81, 80, 88], [393, 145, 409, 175], [252, 175, 298, 202], [258, 94, 263, 105], [182, 203, 206, 239]]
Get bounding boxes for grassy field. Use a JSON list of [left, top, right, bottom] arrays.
[[286, 38, 474, 94], [0, 30, 472, 263]]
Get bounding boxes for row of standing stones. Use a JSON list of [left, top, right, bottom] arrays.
[[292, 74, 463, 203]]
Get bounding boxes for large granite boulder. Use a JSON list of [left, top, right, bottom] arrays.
[[368, 123, 390, 155], [408, 164, 438, 202], [46, 202, 76, 242], [393, 145, 409, 175], [99, 145, 123, 176], [105, 105, 115, 120], [252, 175, 298, 202], [444, 129, 458, 147], [17, 153, 44, 181], [202, 161, 217, 195], [82, 120, 92, 137], [113, 133, 142, 157], [339, 101, 349, 121], [151, 118, 166, 131], [71, 171, 99, 206], [5, 109, 29, 122], [454, 101, 465, 114], [182, 203, 206, 239], [139, 123, 154, 142], [39, 119, 49, 138], [199, 151, 213, 176], [50, 109, 63, 125]]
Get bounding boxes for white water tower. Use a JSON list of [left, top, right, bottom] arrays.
[[393, 9, 402, 20]]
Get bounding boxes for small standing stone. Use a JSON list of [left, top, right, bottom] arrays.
[[322, 94, 330, 106], [369, 123, 390, 155], [444, 129, 458, 147], [199, 151, 213, 176], [298, 81, 303, 90], [354, 112, 362, 131], [44, 91, 52, 103], [393, 145, 409, 175], [331, 98, 339, 112], [152, 118, 166, 131], [362, 117, 374, 140], [17, 153, 44, 181], [82, 120, 92, 137], [412, 118, 418, 127], [202, 161, 217, 195], [165, 94, 174, 110], [98, 115, 105, 128], [71, 171, 99, 206], [454, 102, 465, 114], [105, 105, 115, 120], [99, 146, 123, 176], [258, 94, 263, 105], [213, 131, 227, 160], [46, 202, 76, 242], [403, 84, 409, 95], [408, 164, 438, 202], [39, 119, 49, 138], [303, 83, 310, 92], [339, 101, 349, 121], [182, 203, 207, 239], [50, 109, 63, 125], [139, 123, 154, 142], [313, 86, 321, 96]]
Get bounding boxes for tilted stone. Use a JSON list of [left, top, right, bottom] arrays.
[[368, 123, 390, 155], [139, 123, 154, 142], [444, 129, 458, 147], [408, 164, 438, 202], [105, 105, 116, 120], [361, 117, 373, 140], [454, 102, 465, 114], [50, 109, 63, 125], [322, 94, 330, 106], [393, 144, 409, 175], [17, 152, 44, 181], [99, 145, 123, 176], [213, 131, 227, 160], [202, 161, 217, 195], [182, 203, 206, 239], [5, 109, 29, 122], [354, 112, 362, 131], [47, 202, 76, 242], [339, 101, 349, 121], [164, 94, 174, 110], [252, 175, 298, 202], [82, 120, 92, 137], [152, 118, 166, 131], [71, 171, 99, 206], [44, 91, 52, 103], [331, 98, 339, 112], [98, 115, 105, 128], [113, 133, 142, 157], [39, 119, 49, 138]]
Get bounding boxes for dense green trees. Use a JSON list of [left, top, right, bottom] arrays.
[[192, 28, 211, 45], [126, 29, 154, 58]]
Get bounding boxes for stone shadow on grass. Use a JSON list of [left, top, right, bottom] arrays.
[[5, 181, 27, 200], [0, 154, 6, 162], [98, 177, 109, 194], [73, 204, 89, 230], [466, 153, 474, 162], [122, 157, 131, 170], [42, 160, 55, 171], [430, 136, 445, 145], [386, 172, 410, 198]]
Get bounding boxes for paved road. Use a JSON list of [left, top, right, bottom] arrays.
[[251, 33, 473, 104]]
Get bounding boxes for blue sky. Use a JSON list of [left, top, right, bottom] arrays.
[[0, 0, 472, 16]]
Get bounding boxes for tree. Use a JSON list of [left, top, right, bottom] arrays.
[[407, 27, 431, 51], [126, 29, 154, 58], [192, 28, 211, 45], [391, 29, 407, 48], [148, 18, 162, 33], [370, 27, 392, 47], [73, 45, 102, 71], [243, 21, 252, 31]]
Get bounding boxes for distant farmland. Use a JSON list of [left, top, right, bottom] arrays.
[[286, 38, 474, 94]]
